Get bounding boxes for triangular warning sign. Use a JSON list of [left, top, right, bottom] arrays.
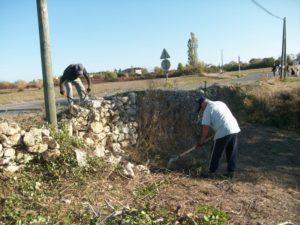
[[160, 48, 170, 59]]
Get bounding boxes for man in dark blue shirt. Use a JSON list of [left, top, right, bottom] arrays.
[[59, 64, 91, 105]]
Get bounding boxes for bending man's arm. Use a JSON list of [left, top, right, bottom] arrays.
[[83, 69, 91, 92], [198, 125, 209, 148]]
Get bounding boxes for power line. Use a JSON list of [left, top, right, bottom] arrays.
[[251, 0, 283, 20]]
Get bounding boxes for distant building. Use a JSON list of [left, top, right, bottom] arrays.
[[122, 67, 143, 75], [293, 59, 300, 65]]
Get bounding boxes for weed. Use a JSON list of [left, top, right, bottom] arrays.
[[196, 206, 228, 225]]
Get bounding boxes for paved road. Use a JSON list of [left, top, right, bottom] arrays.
[[0, 73, 267, 113]]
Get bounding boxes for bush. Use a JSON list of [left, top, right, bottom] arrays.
[[15, 80, 27, 91], [34, 79, 43, 89], [104, 71, 117, 81]]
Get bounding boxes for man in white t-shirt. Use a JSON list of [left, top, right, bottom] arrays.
[[196, 96, 241, 178]]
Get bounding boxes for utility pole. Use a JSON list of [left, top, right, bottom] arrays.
[[36, 0, 57, 126], [280, 17, 287, 79], [238, 56, 241, 76], [221, 50, 224, 74]]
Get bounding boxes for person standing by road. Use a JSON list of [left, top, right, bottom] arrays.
[[59, 64, 91, 105], [196, 96, 241, 178]]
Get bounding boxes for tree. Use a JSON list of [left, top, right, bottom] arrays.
[[187, 32, 198, 66], [177, 63, 185, 72], [154, 67, 163, 74]]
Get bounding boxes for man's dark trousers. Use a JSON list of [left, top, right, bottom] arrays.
[[209, 133, 238, 173]]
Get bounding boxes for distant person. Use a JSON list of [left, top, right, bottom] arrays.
[[196, 97, 241, 178], [291, 68, 296, 76], [272, 64, 276, 77], [59, 64, 91, 105], [296, 67, 300, 77]]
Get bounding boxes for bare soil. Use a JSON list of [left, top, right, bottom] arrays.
[[1, 111, 299, 224]]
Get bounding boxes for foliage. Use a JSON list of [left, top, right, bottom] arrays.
[[15, 80, 28, 92], [104, 71, 118, 81], [196, 206, 228, 225], [187, 32, 199, 66], [154, 66, 163, 75], [34, 79, 43, 89]]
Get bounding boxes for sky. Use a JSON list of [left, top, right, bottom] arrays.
[[0, 0, 300, 82]]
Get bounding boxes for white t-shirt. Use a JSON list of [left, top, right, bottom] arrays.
[[202, 100, 241, 140]]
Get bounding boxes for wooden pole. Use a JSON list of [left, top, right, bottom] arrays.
[[36, 0, 57, 126]]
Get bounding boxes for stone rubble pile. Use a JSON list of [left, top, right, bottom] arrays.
[[59, 92, 149, 177], [0, 122, 60, 173], [0, 92, 150, 177]]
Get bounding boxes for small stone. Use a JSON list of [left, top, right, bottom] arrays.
[[42, 149, 61, 161], [4, 163, 21, 173], [0, 134, 12, 148], [121, 96, 129, 103], [106, 155, 121, 166], [4, 148, 16, 159], [90, 122, 104, 134], [74, 148, 87, 167], [9, 133, 22, 146], [120, 141, 130, 148], [6, 123, 21, 136], [27, 143, 48, 154], [128, 92, 137, 105], [123, 162, 135, 178], [0, 122, 9, 135], [135, 165, 150, 175], [94, 145, 106, 158], [23, 132, 35, 147], [126, 108, 137, 116], [85, 137, 95, 146], [43, 136, 60, 149], [41, 129, 50, 137]]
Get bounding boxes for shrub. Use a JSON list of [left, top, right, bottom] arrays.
[[34, 79, 43, 89], [15, 80, 27, 91], [104, 71, 117, 81]]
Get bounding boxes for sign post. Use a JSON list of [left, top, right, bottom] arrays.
[[160, 48, 171, 80]]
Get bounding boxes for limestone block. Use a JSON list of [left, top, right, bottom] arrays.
[[128, 92, 137, 105], [0, 157, 11, 165], [85, 137, 95, 146], [94, 145, 106, 158], [120, 141, 130, 148], [123, 162, 135, 178], [135, 165, 150, 175], [118, 133, 125, 142], [27, 143, 48, 154], [0, 122, 9, 135], [74, 148, 87, 167], [23, 132, 35, 147], [43, 136, 60, 149], [9, 133, 22, 146], [42, 149, 61, 161], [0, 134, 12, 148], [0, 144, 3, 157], [4, 163, 21, 173], [4, 148, 16, 159], [112, 143, 123, 154], [126, 108, 137, 116], [121, 96, 129, 104], [6, 123, 21, 136], [90, 122, 104, 134], [41, 129, 50, 137], [106, 154, 121, 166]]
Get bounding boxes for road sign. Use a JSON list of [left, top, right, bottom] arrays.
[[161, 59, 171, 71], [160, 48, 170, 59]]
